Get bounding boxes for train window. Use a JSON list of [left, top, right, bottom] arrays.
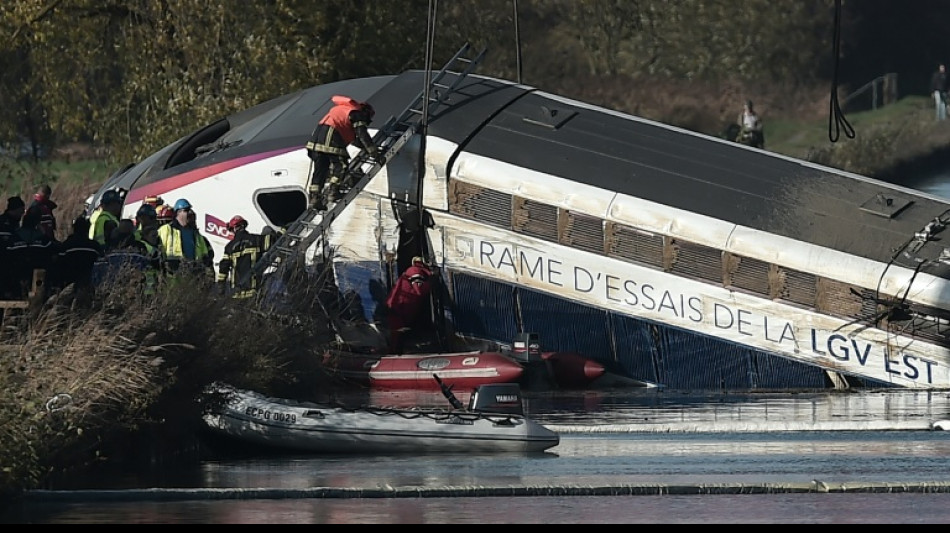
[[256, 188, 307, 228]]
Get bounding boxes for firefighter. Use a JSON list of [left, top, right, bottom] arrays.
[[305, 95, 382, 209], [88, 189, 123, 246], [384, 256, 433, 353], [50, 216, 103, 300], [133, 204, 164, 295], [0, 197, 25, 299], [216, 215, 272, 299], [157, 198, 212, 278], [28, 184, 58, 241]]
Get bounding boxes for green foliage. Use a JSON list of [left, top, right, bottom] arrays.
[[0, 0, 856, 167]]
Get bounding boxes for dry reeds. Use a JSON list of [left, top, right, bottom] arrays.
[[0, 260, 339, 497]]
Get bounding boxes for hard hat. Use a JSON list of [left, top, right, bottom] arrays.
[[411, 256, 425, 265], [143, 195, 163, 207], [227, 215, 247, 231], [101, 189, 122, 205], [136, 204, 157, 219], [156, 205, 174, 222], [173, 198, 192, 211]]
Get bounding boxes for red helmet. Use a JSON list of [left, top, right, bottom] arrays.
[[227, 215, 247, 231], [156, 205, 174, 223], [143, 195, 163, 207]]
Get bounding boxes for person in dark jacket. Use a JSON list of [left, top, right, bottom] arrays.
[[0, 196, 25, 298], [305, 95, 381, 209], [28, 184, 58, 241], [7, 207, 58, 299], [51, 216, 104, 297], [216, 215, 272, 299]]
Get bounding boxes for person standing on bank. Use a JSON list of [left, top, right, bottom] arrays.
[[28, 185, 58, 241], [736, 100, 765, 148], [88, 189, 123, 246], [0, 196, 26, 299], [216, 215, 272, 299], [932, 64, 948, 121], [157, 198, 213, 277], [305, 95, 381, 209]]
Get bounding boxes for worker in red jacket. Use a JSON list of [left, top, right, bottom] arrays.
[[385, 256, 433, 354], [305, 95, 381, 209]]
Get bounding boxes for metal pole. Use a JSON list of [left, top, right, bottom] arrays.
[[513, 0, 522, 84]]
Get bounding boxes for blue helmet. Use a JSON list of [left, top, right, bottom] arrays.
[[173, 198, 192, 211]]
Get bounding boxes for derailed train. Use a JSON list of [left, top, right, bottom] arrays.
[[90, 64, 950, 390]]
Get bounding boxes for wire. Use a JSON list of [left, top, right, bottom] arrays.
[[828, 0, 855, 143]]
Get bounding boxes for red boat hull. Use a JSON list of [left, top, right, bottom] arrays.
[[324, 350, 525, 391]]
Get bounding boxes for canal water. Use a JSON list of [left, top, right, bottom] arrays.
[[6, 388, 950, 523]]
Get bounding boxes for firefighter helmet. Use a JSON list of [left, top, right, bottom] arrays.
[[143, 195, 163, 207], [156, 205, 174, 223], [227, 215, 247, 231]]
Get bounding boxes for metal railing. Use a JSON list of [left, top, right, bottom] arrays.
[[843, 73, 899, 111]]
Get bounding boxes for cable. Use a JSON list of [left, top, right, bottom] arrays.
[[828, 0, 855, 143]]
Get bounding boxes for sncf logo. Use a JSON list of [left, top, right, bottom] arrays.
[[205, 214, 234, 241]]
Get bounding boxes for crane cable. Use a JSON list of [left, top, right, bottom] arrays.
[[828, 0, 855, 143]]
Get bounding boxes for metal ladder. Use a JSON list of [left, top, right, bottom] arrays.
[[247, 42, 486, 283]]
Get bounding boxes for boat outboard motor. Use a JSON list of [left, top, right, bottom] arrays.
[[468, 383, 525, 416]]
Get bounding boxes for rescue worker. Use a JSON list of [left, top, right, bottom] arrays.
[[133, 204, 164, 295], [0, 196, 25, 299], [384, 256, 433, 353], [157, 198, 213, 278], [7, 207, 58, 299], [305, 95, 382, 209], [88, 189, 123, 246], [216, 215, 272, 299], [28, 185, 58, 241], [51, 216, 103, 299]]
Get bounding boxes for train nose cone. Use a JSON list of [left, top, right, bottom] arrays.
[[583, 358, 606, 381], [541, 351, 605, 387]]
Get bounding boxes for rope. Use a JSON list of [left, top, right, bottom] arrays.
[[828, 0, 855, 143]]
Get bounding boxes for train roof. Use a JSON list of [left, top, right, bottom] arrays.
[[108, 69, 950, 278]]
